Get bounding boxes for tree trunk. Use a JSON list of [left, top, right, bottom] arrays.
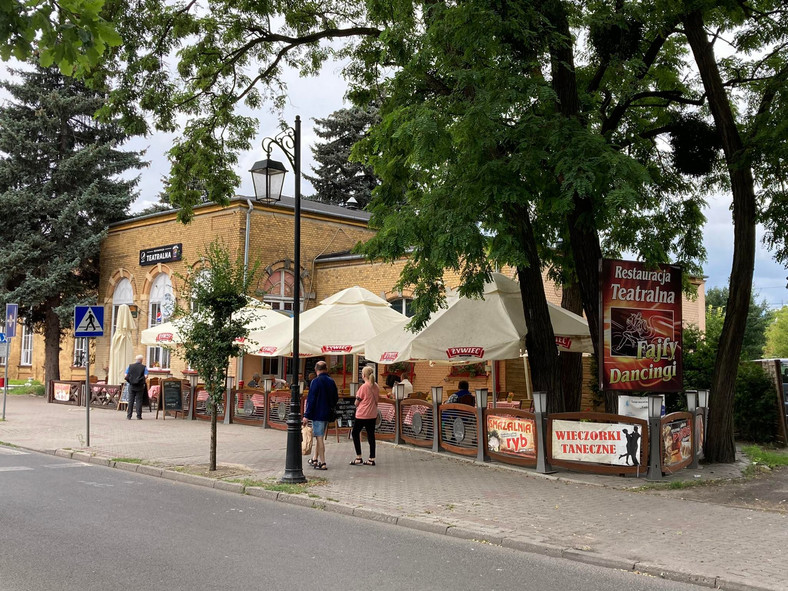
[[44, 302, 62, 387], [560, 281, 584, 412], [544, 0, 606, 409], [210, 402, 217, 471], [684, 12, 756, 463], [508, 205, 562, 410]]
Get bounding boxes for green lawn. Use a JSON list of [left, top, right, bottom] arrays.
[[743, 445, 788, 469]]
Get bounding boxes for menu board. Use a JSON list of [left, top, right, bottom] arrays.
[[162, 379, 183, 410], [334, 396, 356, 427]]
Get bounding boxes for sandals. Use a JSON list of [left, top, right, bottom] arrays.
[[349, 458, 364, 466], [313, 462, 327, 470], [363, 459, 376, 466], [307, 458, 317, 467]]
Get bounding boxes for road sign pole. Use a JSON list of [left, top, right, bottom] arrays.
[[85, 341, 90, 447], [74, 305, 103, 446], [2, 346, 8, 421]]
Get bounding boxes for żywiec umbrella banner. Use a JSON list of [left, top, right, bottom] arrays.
[[600, 259, 683, 391]]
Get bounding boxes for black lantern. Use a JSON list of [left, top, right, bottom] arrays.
[[249, 157, 287, 204]]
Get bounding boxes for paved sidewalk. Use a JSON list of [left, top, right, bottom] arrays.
[[1, 395, 784, 590]]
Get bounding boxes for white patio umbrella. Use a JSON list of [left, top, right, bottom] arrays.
[[140, 299, 288, 347], [107, 304, 136, 385], [140, 319, 182, 346], [363, 273, 593, 365], [246, 286, 407, 357]]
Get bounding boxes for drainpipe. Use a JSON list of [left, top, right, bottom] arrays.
[[227, 199, 255, 425]]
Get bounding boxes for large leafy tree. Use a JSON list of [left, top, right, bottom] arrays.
[[304, 105, 380, 208], [173, 240, 259, 471], [8, 0, 787, 459], [0, 66, 144, 386]]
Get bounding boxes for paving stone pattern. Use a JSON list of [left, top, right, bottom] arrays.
[[1, 396, 785, 591]]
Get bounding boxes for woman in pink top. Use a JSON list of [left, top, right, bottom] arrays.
[[350, 365, 380, 466]]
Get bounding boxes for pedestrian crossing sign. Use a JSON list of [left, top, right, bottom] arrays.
[[74, 306, 104, 337]]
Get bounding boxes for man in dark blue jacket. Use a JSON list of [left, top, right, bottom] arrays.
[[302, 360, 338, 470]]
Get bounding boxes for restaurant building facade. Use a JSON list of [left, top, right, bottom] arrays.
[[14, 196, 706, 408]]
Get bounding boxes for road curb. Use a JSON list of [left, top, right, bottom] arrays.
[[634, 562, 720, 589], [27, 446, 784, 591], [562, 549, 636, 571]]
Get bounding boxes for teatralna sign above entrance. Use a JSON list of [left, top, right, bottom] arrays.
[[139, 244, 182, 266]]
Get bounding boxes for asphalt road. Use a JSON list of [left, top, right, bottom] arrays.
[[0, 446, 703, 591]]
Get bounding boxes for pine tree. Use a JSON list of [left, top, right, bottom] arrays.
[[0, 67, 145, 386], [304, 106, 379, 208]]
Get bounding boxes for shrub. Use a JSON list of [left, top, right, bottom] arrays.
[[734, 362, 779, 443]]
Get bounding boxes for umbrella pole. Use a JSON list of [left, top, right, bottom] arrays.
[[342, 356, 347, 390], [522, 354, 533, 402], [490, 361, 497, 408]]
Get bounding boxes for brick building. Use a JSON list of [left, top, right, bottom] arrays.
[[14, 195, 705, 408]]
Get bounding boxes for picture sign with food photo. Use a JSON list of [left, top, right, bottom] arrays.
[[662, 418, 693, 468], [486, 414, 536, 458], [551, 419, 642, 466], [600, 259, 683, 392]]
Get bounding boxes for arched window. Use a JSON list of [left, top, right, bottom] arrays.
[[261, 269, 303, 313], [111, 278, 133, 336], [148, 273, 174, 368], [389, 297, 414, 318]]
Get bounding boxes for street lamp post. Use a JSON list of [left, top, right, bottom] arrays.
[[250, 116, 306, 484]]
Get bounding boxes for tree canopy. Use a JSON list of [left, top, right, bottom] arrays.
[[764, 306, 788, 359], [2, 0, 122, 75]]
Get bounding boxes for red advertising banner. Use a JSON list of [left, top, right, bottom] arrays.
[[600, 259, 683, 391]]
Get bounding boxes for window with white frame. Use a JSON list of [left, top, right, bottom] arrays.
[[260, 269, 303, 313], [148, 273, 174, 369], [389, 297, 414, 318], [20, 322, 32, 366], [190, 268, 210, 314], [73, 337, 88, 367], [112, 278, 134, 336]]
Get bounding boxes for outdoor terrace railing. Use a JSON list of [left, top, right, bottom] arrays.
[[376, 398, 396, 441], [399, 398, 434, 447], [88, 383, 123, 409], [194, 387, 226, 422], [439, 403, 478, 456], [48, 380, 83, 406], [232, 388, 266, 426], [266, 390, 306, 431]]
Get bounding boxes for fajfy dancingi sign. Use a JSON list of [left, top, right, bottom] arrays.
[[600, 259, 683, 392], [139, 244, 182, 266]]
